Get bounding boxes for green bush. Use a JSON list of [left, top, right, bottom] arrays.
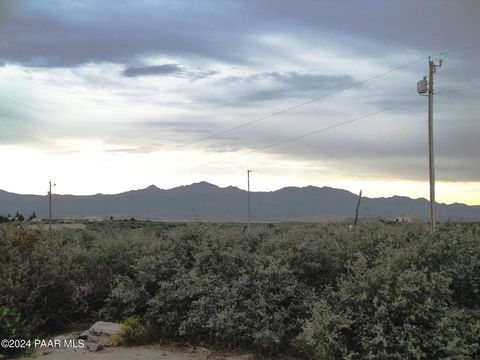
[[111, 316, 148, 346], [102, 225, 313, 351], [0, 307, 31, 357], [298, 223, 480, 359], [1, 221, 480, 358], [0, 225, 153, 335]]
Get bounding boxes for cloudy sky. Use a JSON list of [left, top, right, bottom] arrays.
[[1, 0, 479, 204]]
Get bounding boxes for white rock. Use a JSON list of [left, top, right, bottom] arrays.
[[79, 321, 122, 338]]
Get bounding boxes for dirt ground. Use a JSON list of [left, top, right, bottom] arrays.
[[20, 345, 255, 360]]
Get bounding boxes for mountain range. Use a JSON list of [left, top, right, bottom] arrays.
[[1, 182, 479, 222]]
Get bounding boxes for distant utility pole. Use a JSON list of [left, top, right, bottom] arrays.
[[417, 57, 442, 231], [48, 181, 56, 231], [354, 189, 362, 226], [247, 170, 252, 229]]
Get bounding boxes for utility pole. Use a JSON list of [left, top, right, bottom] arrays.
[[247, 170, 252, 229], [354, 189, 362, 226], [417, 57, 442, 231], [427, 58, 436, 232], [48, 181, 55, 231]]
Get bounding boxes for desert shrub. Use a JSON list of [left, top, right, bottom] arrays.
[[0, 306, 31, 357], [175, 258, 312, 351], [435, 222, 480, 307], [2, 221, 480, 357], [298, 222, 480, 359], [102, 225, 314, 351], [0, 225, 154, 335], [279, 227, 348, 290], [111, 316, 148, 346]]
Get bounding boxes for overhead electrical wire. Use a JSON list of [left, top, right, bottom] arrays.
[[177, 99, 419, 173], [176, 84, 480, 174], [172, 59, 424, 150], [171, 44, 480, 151]]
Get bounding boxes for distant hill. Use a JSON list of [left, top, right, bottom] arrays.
[[1, 182, 480, 222]]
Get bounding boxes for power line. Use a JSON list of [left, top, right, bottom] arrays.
[[178, 99, 418, 173], [430, 44, 480, 58], [172, 59, 424, 150], [436, 84, 480, 96], [177, 85, 480, 174], [171, 44, 479, 151]]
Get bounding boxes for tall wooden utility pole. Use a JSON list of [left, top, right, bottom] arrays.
[[247, 170, 252, 229], [418, 57, 442, 231], [427, 58, 436, 231]]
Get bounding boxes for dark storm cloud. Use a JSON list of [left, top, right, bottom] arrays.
[[3, 0, 477, 68], [0, 0, 253, 67], [241, 0, 480, 54], [0, 1, 12, 31]]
